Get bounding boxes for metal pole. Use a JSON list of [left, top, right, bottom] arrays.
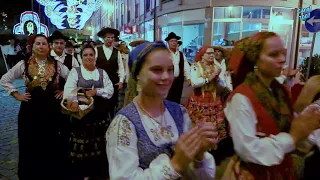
[[293, 0, 303, 68], [306, 33, 317, 79], [153, 0, 157, 41]]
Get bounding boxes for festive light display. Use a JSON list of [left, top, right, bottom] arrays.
[[13, 11, 49, 36], [36, 0, 103, 30]]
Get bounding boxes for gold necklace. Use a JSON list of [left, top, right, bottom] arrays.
[[136, 100, 166, 136]]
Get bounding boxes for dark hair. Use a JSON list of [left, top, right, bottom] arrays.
[[80, 44, 95, 57], [32, 34, 49, 45], [132, 47, 169, 81]]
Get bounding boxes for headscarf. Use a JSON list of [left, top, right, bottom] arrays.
[[228, 32, 278, 89], [124, 40, 168, 106], [194, 46, 211, 62]]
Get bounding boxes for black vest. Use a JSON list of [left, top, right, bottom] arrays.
[[166, 51, 185, 104], [95, 46, 119, 85]]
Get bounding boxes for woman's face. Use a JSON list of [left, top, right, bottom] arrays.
[[137, 49, 174, 98], [82, 48, 95, 69], [33, 36, 50, 57], [202, 48, 215, 63], [256, 36, 286, 78]]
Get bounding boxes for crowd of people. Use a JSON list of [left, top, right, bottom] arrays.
[[0, 28, 320, 180]]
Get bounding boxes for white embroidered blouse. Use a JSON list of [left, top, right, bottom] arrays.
[[106, 101, 216, 180]]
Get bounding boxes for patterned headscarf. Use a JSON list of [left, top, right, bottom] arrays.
[[228, 32, 279, 89], [194, 46, 211, 62]]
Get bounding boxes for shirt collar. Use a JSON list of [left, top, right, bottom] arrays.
[[50, 50, 66, 57]]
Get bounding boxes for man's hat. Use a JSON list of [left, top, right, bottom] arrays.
[[69, 38, 77, 43], [97, 27, 120, 38], [129, 38, 149, 47], [48, 31, 69, 43], [212, 46, 229, 57], [165, 32, 181, 41], [65, 41, 73, 48], [178, 41, 182, 46]]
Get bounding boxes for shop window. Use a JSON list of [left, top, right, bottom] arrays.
[[242, 23, 262, 38], [214, 7, 242, 19], [213, 22, 240, 46], [182, 24, 205, 63], [243, 7, 271, 19]]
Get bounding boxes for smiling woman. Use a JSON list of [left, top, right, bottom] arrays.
[[106, 41, 217, 180]]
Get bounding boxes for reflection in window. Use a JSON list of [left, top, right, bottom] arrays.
[[214, 7, 242, 19], [213, 22, 240, 46], [242, 23, 261, 38], [243, 7, 270, 19]]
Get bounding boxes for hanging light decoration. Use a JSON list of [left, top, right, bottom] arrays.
[[13, 11, 49, 36], [36, 0, 103, 30]]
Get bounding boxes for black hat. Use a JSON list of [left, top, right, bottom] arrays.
[[97, 27, 120, 38], [165, 32, 181, 41], [69, 38, 77, 43], [48, 31, 68, 43], [65, 41, 73, 48], [178, 41, 182, 46]]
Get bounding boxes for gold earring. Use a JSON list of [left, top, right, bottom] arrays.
[[136, 80, 142, 92]]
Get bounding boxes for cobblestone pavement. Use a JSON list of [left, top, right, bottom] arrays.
[[0, 79, 25, 180]]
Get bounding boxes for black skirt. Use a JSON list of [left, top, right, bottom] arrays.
[[18, 87, 69, 179], [68, 96, 111, 178]]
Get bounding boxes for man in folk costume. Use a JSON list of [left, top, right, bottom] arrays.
[[212, 46, 233, 91], [65, 41, 81, 65], [95, 27, 125, 117], [48, 31, 80, 95], [165, 32, 191, 104]]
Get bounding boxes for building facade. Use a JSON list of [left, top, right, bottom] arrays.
[[91, 0, 319, 65]]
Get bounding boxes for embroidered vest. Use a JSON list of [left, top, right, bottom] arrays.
[[117, 100, 184, 169], [75, 67, 103, 89], [227, 84, 295, 180]]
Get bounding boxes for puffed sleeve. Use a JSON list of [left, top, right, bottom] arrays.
[[106, 115, 182, 180], [96, 70, 114, 99], [57, 62, 70, 80], [63, 68, 78, 101], [0, 60, 25, 94], [190, 63, 207, 88], [180, 105, 216, 179]]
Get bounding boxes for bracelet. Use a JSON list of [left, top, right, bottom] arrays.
[[10, 91, 18, 96]]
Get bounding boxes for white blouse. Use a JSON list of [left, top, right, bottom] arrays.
[[225, 93, 320, 166], [63, 65, 114, 100], [0, 60, 69, 94], [106, 102, 216, 180], [214, 59, 233, 91]]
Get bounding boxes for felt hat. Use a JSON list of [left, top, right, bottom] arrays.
[[97, 27, 120, 38], [129, 38, 149, 47], [165, 32, 181, 41], [48, 31, 68, 43]]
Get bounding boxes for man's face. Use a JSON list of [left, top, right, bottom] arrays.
[[214, 49, 223, 60], [53, 39, 66, 54], [9, 39, 15, 45], [104, 33, 115, 47], [65, 47, 74, 55], [168, 39, 178, 50]]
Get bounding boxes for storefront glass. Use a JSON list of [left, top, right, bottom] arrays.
[[144, 19, 154, 42], [158, 9, 205, 63]]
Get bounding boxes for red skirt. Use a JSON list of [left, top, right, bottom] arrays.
[[186, 91, 227, 141]]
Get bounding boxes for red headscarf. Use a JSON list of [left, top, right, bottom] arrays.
[[194, 46, 211, 62]]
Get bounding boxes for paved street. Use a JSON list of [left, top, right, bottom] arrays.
[[0, 79, 25, 180]]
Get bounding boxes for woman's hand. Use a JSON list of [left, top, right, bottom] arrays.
[[170, 127, 203, 173], [55, 90, 64, 99], [70, 102, 80, 112], [290, 104, 320, 144], [12, 92, 31, 102], [196, 122, 219, 158], [85, 89, 97, 97], [208, 68, 221, 82]]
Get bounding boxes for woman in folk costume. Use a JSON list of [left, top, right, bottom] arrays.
[[222, 32, 320, 180], [63, 45, 114, 179], [186, 46, 233, 165], [106, 41, 217, 180], [0, 34, 70, 179]]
